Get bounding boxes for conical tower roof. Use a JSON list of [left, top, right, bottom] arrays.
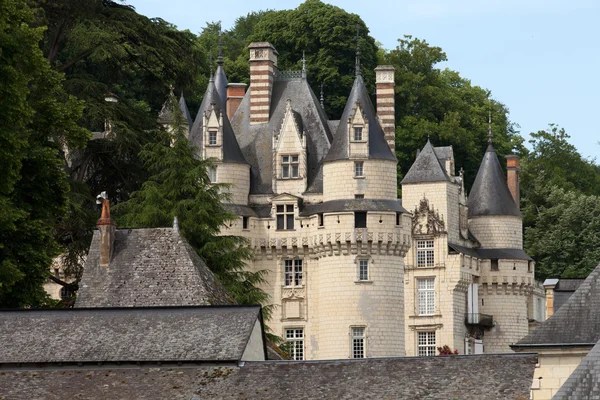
[[323, 75, 396, 163], [401, 140, 450, 184], [157, 88, 192, 130], [190, 78, 247, 165], [468, 144, 520, 217], [179, 92, 193, 128]]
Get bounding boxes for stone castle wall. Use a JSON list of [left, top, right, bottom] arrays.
[[323, 160, 397, 201], [218, 163, 250, 205], [468, 215, 523, 249]]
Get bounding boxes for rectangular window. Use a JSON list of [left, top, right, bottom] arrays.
[[354, 161, 364, 177], [208, 166, 217, 183], [416, 240, 434, 268], [318, 213, 324, 227], [418, 331, 436, 356], [242, 216, 249, 230], [276, 204, 295, 230], [351, 327, 366, 359], [353, 126, 363, 141], [208, 130, 217, 145], [284, 259, 303, 287], [358, 260, 369, 281], [285, 328, 304, 360], [417, 278, 435, 316], [354, 212, 367, 228], [491, 259, 499, 271], [396, 213, 401, 226], [355, 194, 364, 199], [282, 155, 299, 179]]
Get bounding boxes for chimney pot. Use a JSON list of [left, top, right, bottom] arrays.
[[505, 155, 520, 208], [97, 199, 116, 267]]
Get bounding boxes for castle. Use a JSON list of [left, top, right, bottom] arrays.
[[160, 41, 545, 360]]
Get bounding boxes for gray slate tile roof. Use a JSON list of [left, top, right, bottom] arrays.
[[401, 140, 451, 184], [76, 228, 233, 307], [300, 199, 406, 216], [157, 92, 193, 129], [0, 306, 262, 364], [468, 144, 521, 217], [514, 263, 600, 347], [552, 339, 600, 399], [323, 75, 396, 163], [231, 78, 332, 194], [214, 64, 228, 105], [449, 243, 532, 260], [0, 354, 537, 399], [190, 77, 247, 165]]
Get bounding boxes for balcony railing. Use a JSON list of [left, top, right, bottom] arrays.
[[465, 313, 494, 328]]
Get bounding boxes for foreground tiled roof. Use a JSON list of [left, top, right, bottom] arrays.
[[76, 227, 233, 307], [514, 264, 600, 347], [401, 140, 450, 184], [552, 339, 600, 399], [0, 306, 262, 364], [0, 354, 536, 399]]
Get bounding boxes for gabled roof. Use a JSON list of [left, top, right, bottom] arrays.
[[552, 339, 600, 399], [0, 354, 537, 399], [433, 145, 453, 162], [513, 263, 600, 348], [231, 77, 332, 194], [324, 75, 396, 163], [157, 91, 192, 129], [76, 227, 233, 307], [401, 140, 450, 184], [468, 144, 520, 217], [190, 78, 247, 165], [0, 306, 263, 365]]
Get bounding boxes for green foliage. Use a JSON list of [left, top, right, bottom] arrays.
[[114, 96, 270, 310], [525, 187, 600, 279], [0, 0, 86, 307]]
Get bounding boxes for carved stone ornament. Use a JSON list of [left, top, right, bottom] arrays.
[[412, 198, 446, 235]]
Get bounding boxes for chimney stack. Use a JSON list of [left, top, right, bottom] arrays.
[[375, 65, 396, 153], [226, 83, 247, 121], [97, 199, 116, 267], [505, 155, 520, 208], [248, 42, 278, 125]]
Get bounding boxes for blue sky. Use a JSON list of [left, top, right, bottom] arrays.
[[129, 0, 599, 160]]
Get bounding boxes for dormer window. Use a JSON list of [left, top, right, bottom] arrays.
[[354, 161, 364, 177], [276, 204, 295, 230], [282, 155, 299, 179], [208, 130, 217, 145], [353, 126, 363, 141]]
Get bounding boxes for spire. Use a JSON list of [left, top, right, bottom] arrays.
[[488, 100, 493, 145], [320, 82, 324, 109], [217, 28, 224, 66], [355, 24, 361, 77], [209, 51, 214, 79], [302, 51, 307, 79]]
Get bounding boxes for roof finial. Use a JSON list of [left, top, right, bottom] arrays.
[[217, 27, 224, 65], [302, 50, 307, 79], [355, 24, 361, 77], [488, 99, 493, 145], [320, 82, 324, 109], [169, 84, 174, 96], [209, 51, 214, 81]]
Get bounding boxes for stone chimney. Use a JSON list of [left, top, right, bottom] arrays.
[[375, 65, 396, 153], [97, 199, 116, 267], [505, 155, 520, 208], [226, 83, 247, 121], [248, 42, 278, 125]]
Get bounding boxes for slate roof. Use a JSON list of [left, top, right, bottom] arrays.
[[433, 145, 453, 161], [513, 264, 600, 348], [0, 354, 537, 399], [300, 199, 406, 216], [231, 77, 332, 194], [0, 306, 262, 365], [552, 339, 600, 399], [76, 227, 233, 307], [468, 144, 521, 217], [214, 64, 228, 106], [323, 75, 396, 163], [448, 243, 533, 260], [190, 77, 247, 165], [157, 92, 192, 129], [401, 140, 451, 184], [555, 278, 586, 292]]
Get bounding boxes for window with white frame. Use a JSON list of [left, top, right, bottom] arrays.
[[416, 240, 434, 267], [276, 204, 295, 230], [351, 327, 366, 358], [208, 166, 217, 183], [353, 126, 363, 141], [417, 331, 436, 356], [281, 155, 299, 178], [358, 260, 369, 281], [285, 328, 304, 360], [354, 161, 364, 177], [208, 130, 217, 145], [417, 278, 435, 316], [284, 259, 303, 287]]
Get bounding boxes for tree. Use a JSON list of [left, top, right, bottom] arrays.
[[0, 0, 87, 307], [113, 94, 269, 309]]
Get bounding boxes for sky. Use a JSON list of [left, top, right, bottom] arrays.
[[128, 0, 600, 160]]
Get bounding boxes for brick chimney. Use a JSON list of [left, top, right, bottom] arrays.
[[248, 42, 278, 125], [505, 155, 520, 208], [375, 65, 396, 153], [97, 199, 116, 267], [226, 83, 247, 121]]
